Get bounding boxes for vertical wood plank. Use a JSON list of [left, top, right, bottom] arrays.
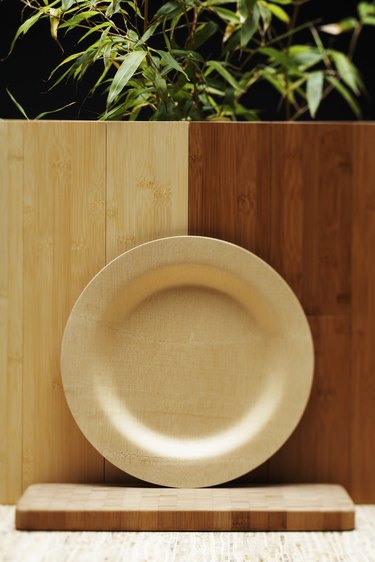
[[269, 316, 351, 488], [189, 123, 271, 261], [105, 122, 189, 482], [269, 123, 353, 493], [106, 122, 189, 261], [22, 122, 106, 489], [270, 124, 352, 313], [0, 122, 24, 503], [351, 123, 375, 503], [188, 122, 271, 483]]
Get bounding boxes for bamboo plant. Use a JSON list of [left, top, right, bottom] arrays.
[[9, 0, 375, 120]]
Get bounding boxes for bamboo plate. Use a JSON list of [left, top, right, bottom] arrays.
[[61, 236, 314, 488]]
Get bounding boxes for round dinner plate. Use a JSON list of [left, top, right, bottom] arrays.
[[61, 236, 314, 488]]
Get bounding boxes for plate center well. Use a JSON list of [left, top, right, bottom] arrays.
[[98, 285, 269, 440]]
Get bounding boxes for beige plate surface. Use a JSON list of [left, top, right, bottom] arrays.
[[61, 236, 314, 488]]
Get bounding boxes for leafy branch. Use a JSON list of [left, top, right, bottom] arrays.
[[7, 0, 375, 120]]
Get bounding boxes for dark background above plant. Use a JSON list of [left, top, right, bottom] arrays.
[[0, 0, 374, 120]]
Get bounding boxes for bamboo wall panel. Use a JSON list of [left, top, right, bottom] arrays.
[[105, 122, 189, 482], [22, 123, 105, 491], [269, 316, 350, 488], [189, 123, 271, 260], [268, 124, 353, 490], [269, 124, 352, 313], [188, 122, 375, 501], [351, 124, 375, 503], [1, 122, 375, 503], [106, 122, 189, 262], [0, 122, 23, 503]]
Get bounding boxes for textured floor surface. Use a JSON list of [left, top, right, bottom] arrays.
[[1, 505, 375, 562]]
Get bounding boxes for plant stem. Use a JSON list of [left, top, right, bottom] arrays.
[[143, 0, 149, 32], [291, 83, 334, 120], [348, 22, 362, 60], [285, 0, 301, 120]]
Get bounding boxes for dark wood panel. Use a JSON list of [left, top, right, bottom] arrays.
[[268, 316, 351, 489], [189, 123, 271, 261], [270, 124, 353, 314], [188, 122, 375, 501], [351, 124, 375, 503]]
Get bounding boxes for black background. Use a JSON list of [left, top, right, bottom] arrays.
[[0, 0, 374, 120]]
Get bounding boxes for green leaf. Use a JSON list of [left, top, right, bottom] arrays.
[[35, 101, 76, 120], [78, 22, 112, 43], [266, 2, 290, 23], [154, 1, 180, 18], [154, 72, 168, 102], [363, 15, 375, 25], [9, 11, 44, 54], [6, 89, 29, 119], [61, 0, 76, 10], [267, 0, 292, 4], [105, 0, 122, 17], [157, 50, 189, 79], [306, 71, 323, 118], [261, 69, 286, 94], [358, 1, 375, 20], [189, 21, 219, 49], [173, 49, 204, 62], [329, 50, 362, 94], [237, 0, 257, 21], [320, 18, 358, 35], [205, 61, 243, 91], [211, 7, 241, 23], [59, 11, 100, 31], [241, 5, 260, 47], [259, 47, 298, 71], [258, 1, 272, 32], [326, 76, 362, 118], [137, 23, 159, 46], [107, 50, 147, 106], [288, 45, 323, 69]]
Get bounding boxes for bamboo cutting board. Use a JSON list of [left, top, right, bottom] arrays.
[[15, 484, 355, 531]]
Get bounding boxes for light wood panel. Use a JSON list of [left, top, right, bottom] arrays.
[[351, 124, 375, 503], [22, 122, 106, 491], [15, 483, 354, 531], [0, 122, 24, 503], [106, 122, 189, 261], [105, 122, 189, 482]]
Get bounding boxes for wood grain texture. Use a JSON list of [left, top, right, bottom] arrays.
[[15, 483, 354, 531], [351, 124, 375, 503], [105, 122, 189, 483], [0, 122, 23, 503], [22, 122, 106, 491], [188, 122, 374, 501], [269, 316, 351, 488], [270, 124, 352, 313], [189, 123, 271, 260], [106, 122, 188, 261], [268, 124, 353, 491]]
